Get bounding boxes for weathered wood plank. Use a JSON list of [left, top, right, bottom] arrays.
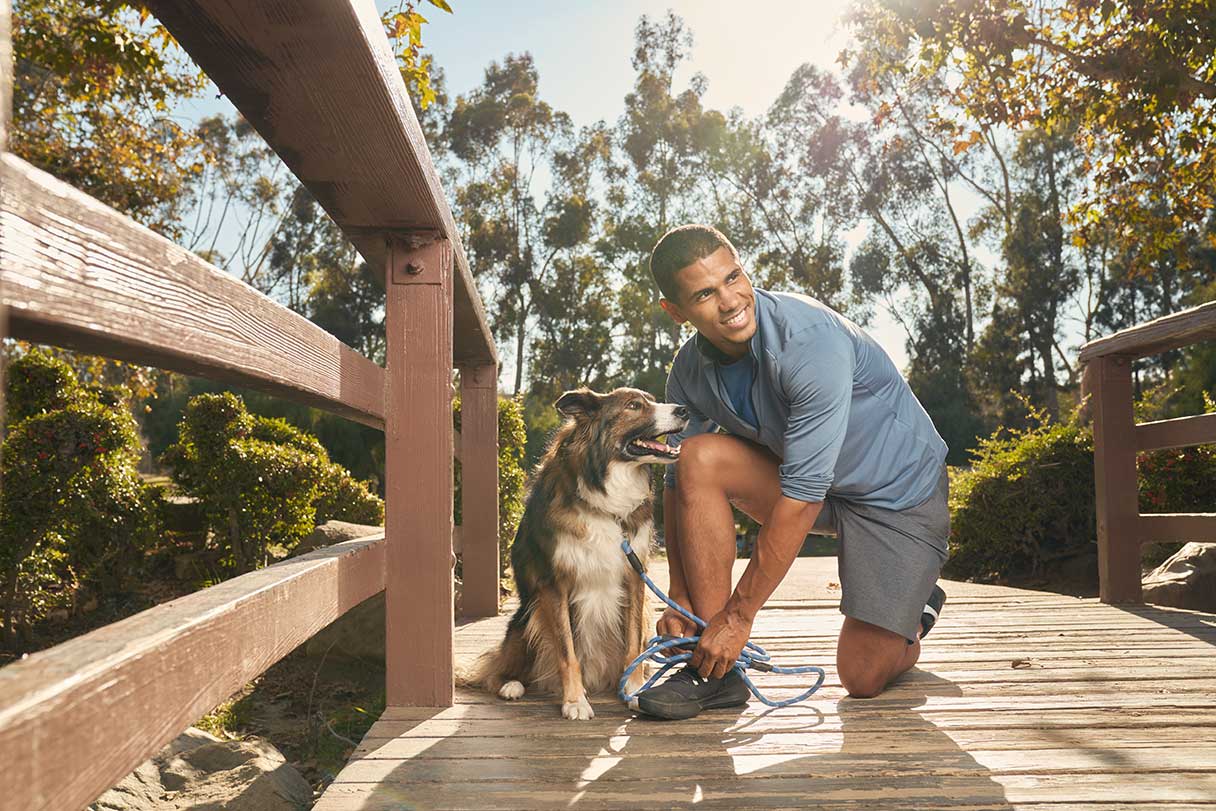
[[350, 725, 1215, 760], [144, 0, 497, 367], [458, 364, 500, 618], [1139, 512, 1216, 542], [385, 237, 454, 706], [0, 154, 386, 428], [1089, 354, 1142, 602], [314, 772, 1216, 809], [1079, 300, 1216, 362], [0, 534, 386, 811], [1136, 412, 1216, 451]]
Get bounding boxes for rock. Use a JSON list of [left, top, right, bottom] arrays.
[[90, 727, 311, 811], [305, 591, 385, 661], [292, 520, 383, 557], [1142, 542, 1216, 612]]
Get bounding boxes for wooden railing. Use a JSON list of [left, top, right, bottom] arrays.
[[1080, 300, 1216, 603], [0, 1, 499, 809]]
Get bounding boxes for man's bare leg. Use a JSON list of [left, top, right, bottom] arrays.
[[670, 432, 923, 698], [837, 617, 921, 698], [670, 434, 785, 621]]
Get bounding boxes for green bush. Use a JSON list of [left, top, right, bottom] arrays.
[[0, 350, 160, 644], [453, 393, 528, 586], [946, 410, 1095, 581], [947, 395, 1216, 583], [162, 393, 383, 573]]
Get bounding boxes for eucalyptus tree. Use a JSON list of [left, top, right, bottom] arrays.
[[446, 53, 571, 395]]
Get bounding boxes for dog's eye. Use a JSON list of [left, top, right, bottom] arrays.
[[627, 401, 641, 411]]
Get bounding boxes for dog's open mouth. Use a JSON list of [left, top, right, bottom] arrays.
[[624, 435, 680, 460]]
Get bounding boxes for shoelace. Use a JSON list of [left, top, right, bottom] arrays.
[[619, 538, 826, 709]]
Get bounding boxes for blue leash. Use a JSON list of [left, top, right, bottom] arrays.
[[618, 538, 826, 709]]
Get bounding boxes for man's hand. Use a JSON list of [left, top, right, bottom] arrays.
[[656, 602, 698, 641], [690, 608, 753, 680]]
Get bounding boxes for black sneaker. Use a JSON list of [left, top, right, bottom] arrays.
[[920, 584, 947, 640], [632, 665, 750, 721]]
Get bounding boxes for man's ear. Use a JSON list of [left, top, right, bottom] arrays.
[[555, 388, 600, 418], [660, 298, 688, 325]]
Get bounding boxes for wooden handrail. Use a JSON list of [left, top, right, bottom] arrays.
[[144, 0, 498, 368], [1081, 299, 1216, 603], [0, 154, 387, 429], [1078, 300, 1216, 362], [0, 534, 385, 811]]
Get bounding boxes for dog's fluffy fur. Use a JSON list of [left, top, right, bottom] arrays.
[[467, 387, 688, 720]]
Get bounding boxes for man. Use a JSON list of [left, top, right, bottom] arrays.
[[633, 224, 950, 721]]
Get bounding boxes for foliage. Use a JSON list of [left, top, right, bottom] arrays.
[[849, 0, 1216, 272], [947, 396, 1216, 582], [0, 350, 160, 645], [11, 0, 207, 237], [162, 394, 382, 573], [453, 393, 528, 585], [946, 404, 1096, 581], [382, 0, 454, 110]]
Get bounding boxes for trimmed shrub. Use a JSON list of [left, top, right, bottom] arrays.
[[453, 393, 528, 585], [0, 350, 160, 644], [162, 393, 383, 572], [946, 410, 1095, 581], [947, 395, 1216, 583]]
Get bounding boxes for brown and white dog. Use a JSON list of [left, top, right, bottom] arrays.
[[468, 387, 689, 719]]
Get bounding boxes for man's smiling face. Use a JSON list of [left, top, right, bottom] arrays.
[[660, 246, 757, 360]]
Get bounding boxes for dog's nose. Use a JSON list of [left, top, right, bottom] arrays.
[[674, 405, 689, 419]]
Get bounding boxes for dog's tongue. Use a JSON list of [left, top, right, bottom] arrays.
[[633, 438, 668, 452]]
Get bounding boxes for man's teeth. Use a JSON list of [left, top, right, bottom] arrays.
[[723, 308, 746, 326]]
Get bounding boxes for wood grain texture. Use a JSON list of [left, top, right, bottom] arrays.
[[1136, 412, 1216, 451], [1078, 299, 1216, 362], [1139, 512, 1216, 542], [458, 364, 499, 618], [0, 533, 385, 811], [143, 0, 497, 367], [1089, 355, 1142, 603], [385, 237, 454, 706], [0, 155, 386, 428], [314, 561, 1216, 810]]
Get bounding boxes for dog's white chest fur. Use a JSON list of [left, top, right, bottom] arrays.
[[550, 462, 652, 692]]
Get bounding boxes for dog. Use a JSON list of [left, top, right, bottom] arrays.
[[468, 386, 689, 719]]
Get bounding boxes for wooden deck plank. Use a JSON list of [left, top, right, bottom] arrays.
[[317, 561, 1216, 810]]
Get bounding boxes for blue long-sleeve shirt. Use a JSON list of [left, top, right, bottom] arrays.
[[663, 288, 948, 511]]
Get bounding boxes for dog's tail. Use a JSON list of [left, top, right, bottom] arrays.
[[458, 603, 532, 692]]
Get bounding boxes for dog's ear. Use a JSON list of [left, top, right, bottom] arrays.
[[555, 389, 600, 418]]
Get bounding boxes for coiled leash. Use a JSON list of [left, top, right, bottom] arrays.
[[618, 538, 826, 709]]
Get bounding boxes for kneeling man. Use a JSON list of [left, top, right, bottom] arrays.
[[634, 224, 950, 720]]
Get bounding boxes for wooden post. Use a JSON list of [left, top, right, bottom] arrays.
[[385, 236, 454, 706], [459, 364, 499, 618], [1089, 355, 1141, 603]]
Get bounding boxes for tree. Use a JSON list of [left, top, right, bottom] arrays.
[[11, 0, 206, 237], [446, 53, 571, 395], [852, 0, 1216, 272]]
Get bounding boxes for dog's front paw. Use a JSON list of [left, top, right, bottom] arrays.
[[498, 680, 525, 700], [561, 694, 595, 720]]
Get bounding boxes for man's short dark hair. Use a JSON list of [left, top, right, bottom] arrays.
[[649, 224, 739, 301]]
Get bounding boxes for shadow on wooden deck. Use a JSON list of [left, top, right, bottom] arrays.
[[315, 560, 1216, 810]]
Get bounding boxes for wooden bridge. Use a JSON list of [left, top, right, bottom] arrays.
[[0, 2, 1214, 810]]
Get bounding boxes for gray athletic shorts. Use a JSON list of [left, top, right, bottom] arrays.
[[810, 466, 950, 642]]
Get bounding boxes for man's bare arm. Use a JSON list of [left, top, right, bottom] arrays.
[[729, 495, 822, 620]]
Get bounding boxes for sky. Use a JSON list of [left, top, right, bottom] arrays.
[[403, 0, 915, 370], [183, 1, 917, 371]]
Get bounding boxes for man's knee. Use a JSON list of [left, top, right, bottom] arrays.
[[837, 661, 889, 698], [674, 433, 725, 487]]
